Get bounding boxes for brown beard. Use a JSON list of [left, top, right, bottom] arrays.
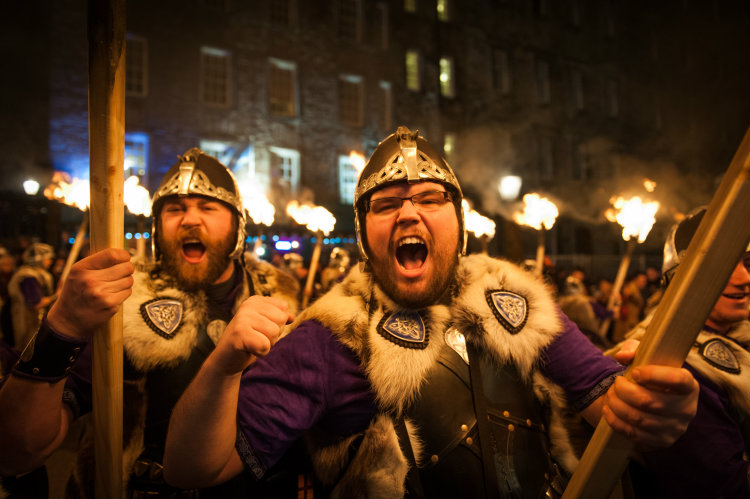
[[158, 225, 236, 291]]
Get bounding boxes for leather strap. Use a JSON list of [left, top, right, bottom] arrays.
[[12, 317, 87, 382], [395, 417, 425, 499]]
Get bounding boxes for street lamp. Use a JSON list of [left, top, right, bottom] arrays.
[[23, 179, 40, 196], [498, 175, 522, 201]]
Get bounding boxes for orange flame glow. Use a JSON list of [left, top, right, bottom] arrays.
[[241, 188, 275, 227], [462, 200, 496, 239], [124, 176, 152, 216], [513, 193, 559, 231], [605, 196, 659, 243], [44, 172, 90, 211], [286, 201, 336, 235], [349, 151, 366, 175]]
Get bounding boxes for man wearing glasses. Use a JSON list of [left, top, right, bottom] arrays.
[[163, 127, 699, 498]]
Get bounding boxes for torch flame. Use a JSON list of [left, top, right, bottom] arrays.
[[462, 200, 496, 239], [124, 176, 152, 217], [286, 200, 336, 236], [242, 190, 275, 227], [643, 178, 657, 193], [605, 196, 660, 243], [513, 193, 559, 231], [349, 151, 366, 176], [43, 172, 90, 211]]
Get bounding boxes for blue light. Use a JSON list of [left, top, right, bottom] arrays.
[[275, 241, 292, 251], [125, 233, 133, 240], [143, 232, 150, 239], [323, 238, 330, 244], [134, 233, 141, 240], [68, 237, 75, 245], [272, 235, 279, 242], [261, 235, 266, 241]]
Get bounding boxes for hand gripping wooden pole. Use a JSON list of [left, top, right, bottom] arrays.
[[87, 0, 126, 497], [562, 128, 750, 499]]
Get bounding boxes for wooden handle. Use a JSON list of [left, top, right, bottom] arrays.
[[563, 127, 750, 498]]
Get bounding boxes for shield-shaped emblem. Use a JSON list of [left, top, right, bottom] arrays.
[[486, 290, 528, 335], [377, 310, 429, 349], [141, 298, 183, 339], [699, 338, 740, 374]]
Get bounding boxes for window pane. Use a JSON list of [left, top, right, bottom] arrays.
[[126, 36, 148, 97], [269, 59, 297, 117], [406, 50, 420, 91], [201, 47, 230, 106]]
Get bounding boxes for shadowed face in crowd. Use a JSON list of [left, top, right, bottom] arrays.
[[158, 195, 236, 290], [705, 252, 750, 333], [365, 181, 459, 309]]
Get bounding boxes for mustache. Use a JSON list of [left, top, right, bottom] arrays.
[[177, 227, 205, 241]]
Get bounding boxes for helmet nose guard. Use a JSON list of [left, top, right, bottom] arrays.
[[150, 148, 247, 261], [353, 126, 467, 267]]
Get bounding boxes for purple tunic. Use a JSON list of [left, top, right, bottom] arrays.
[[235, 311, 624, 477]]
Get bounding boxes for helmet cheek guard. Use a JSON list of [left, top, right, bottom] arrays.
[[150, 148, 247, 261], [353, 126, 466, 267], [662, 207, 706, 287]]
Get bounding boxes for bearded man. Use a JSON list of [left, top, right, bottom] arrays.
[[0, 149, 300, 498], [162, 128, 699, 498]]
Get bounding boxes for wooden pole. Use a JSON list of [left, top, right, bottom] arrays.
[[535, 227, 546, 276], [59, 213, 89, 285], [88, 0, 126, 497], [562, 127, 750, 499], [136, 216, 146, 260], [597, 238, 636, 340], [302, 232, 323, 308]]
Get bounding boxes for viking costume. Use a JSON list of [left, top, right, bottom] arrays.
[[232, 128, 624, 498], [58, 149, 301, 498]]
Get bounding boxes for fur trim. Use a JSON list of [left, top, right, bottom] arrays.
[[532, 372, 580, 473]]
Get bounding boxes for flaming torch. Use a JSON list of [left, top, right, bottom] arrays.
[[462, 200, 496, 254], [598, 195, 660, 339], [124, 176, 152, 260], [241, 185, 276, 256], [286, 201, 336, 308], [44, 172, 91, 285], [513, 193, 559, 276]]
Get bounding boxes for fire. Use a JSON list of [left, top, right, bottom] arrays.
[[643, 178, 657, 193], [605, 196, 660, 243], [242, 191, 275, 227], [462, 200, 496, 239], [124, 176, 151, 216], [349, 151, 366, 175], [286, 200, 336, 235], [44, 172, 90, 211], [513, 193, 558, 230]]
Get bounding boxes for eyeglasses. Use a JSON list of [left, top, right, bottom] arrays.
[[367, 190, 452, 216]]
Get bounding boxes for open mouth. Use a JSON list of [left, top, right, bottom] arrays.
[[181, 237, 206, 263], [396, 236, 427, 270]]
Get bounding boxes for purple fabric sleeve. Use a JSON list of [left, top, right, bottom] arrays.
[[19, 277, 43, 308], [235, 320, 376, 478], [540, 310, 624, 412]]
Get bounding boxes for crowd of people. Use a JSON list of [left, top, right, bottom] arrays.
[[0, 128, 747, 499]]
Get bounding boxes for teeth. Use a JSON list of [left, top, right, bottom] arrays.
[[398, 236, 425, 247], [183, 238, 201, 244]]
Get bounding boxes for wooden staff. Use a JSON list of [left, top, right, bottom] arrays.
[[302, 232, 323, 308], [535, 227, 546, 276], [59, 213, 89, 285], [88, 0, 126, 497], [136, 216, 146, 260], [562, 127, 750, 498], [597, 237, 636, 340]]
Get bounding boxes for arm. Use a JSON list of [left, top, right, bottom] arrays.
[[163, 295, 293, 489], [0, 249, 133, 476], [580, 340, 699, 451]]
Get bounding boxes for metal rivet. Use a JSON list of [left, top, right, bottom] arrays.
[[466, 437, 473, 445], [68, 356, 75, 362], [460, 424, 468, 432], [73, 347, 81, 353], [32, 367, 39, 374], [508, 424, 515, 432], [430, 454, 439, 464], [503, 410, 510, 418]]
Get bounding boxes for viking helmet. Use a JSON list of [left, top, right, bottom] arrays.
[[353, 126, 466, 266], [662, 207, 707, 287], [151, 148, 247, 261], [23, 243, 55, 266]]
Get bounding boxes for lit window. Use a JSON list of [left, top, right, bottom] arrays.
[[379, 81, 392, 131], [406, 50, 421, 91], [339, 75, 364, 127], [199, 140, 231, 163], [201, 141, 256, 188], [201, 47, 231, 107], [404, 0, 416, 13], [126, 35, 148, 97], [443, 133, 456, 166], [437, 0, 450, 21], [493, 49, 511, 95], [338, 155, 359, 204], [535, 59, 550, 104], [124, 133, 148, 181], [269, 58, 297, 117], [375, 3, 389, 49], [607, 80, 619, 118], [439, 57, 455, 98], [339, 0, 363, 43], [269, 147, 300, 195]]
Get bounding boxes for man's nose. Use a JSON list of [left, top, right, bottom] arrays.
[[180, 206, 201, 226], [395, 197, 420, 222]]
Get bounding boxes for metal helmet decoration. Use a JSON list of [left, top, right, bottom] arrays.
[[23, 243, 55, 266], [151, 148, 247, 261], [353, 126, 466, 266], [662, 207, 706, 287]]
